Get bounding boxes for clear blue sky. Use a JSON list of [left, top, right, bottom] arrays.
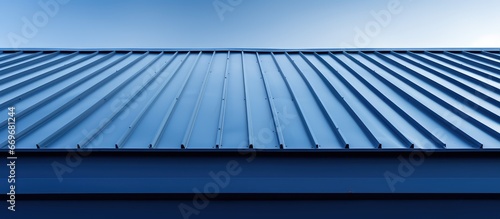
[[1, 0, 499, 48]]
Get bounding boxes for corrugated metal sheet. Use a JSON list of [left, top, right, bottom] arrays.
[[1, 49, 499, 149]]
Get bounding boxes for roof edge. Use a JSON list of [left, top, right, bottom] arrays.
[[5, 149, 500, 155], [1, 47, 499, 52]]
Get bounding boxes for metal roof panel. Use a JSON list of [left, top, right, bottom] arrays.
[[1, 49, 499, 149]]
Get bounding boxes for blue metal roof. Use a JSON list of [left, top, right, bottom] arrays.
[[1, 49, 499, 149]]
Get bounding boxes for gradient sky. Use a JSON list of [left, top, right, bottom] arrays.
[[1, 0, 499, 48]]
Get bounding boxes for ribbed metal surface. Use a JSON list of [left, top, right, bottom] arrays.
[[1, 49, 499, 149]]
